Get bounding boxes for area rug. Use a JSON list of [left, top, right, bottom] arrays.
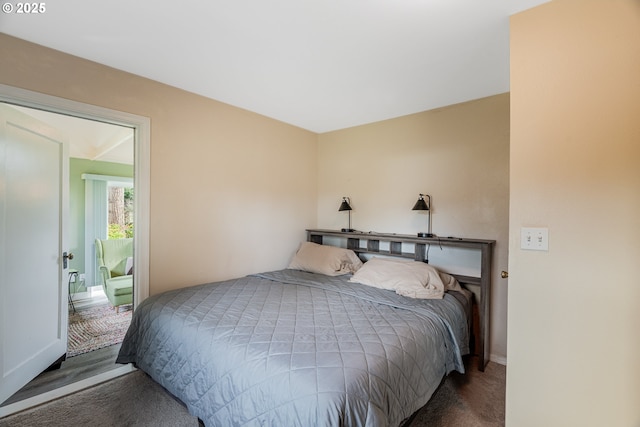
[[67, 304, 132, 357]]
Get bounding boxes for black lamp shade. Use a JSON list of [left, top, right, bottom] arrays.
[[338, 200, 352, 211], [412, 198, 429, 211]]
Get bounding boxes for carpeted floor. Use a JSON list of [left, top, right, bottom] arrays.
[[68, 304, 132, 357], [410, 358, 506, 427], [0, 357, 505, 426]]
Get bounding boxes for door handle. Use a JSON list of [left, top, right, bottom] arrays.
[[63, 251, 74, 269]]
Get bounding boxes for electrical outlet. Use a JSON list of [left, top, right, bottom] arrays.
[[521, 227, 549, 251], [79, 273, 85, 282]]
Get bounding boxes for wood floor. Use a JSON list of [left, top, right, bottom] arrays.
[[1, 344, 123, 406], [1, 295, 128, 407]]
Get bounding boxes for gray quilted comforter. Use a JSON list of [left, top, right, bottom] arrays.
[[116, 269, 469, 426]]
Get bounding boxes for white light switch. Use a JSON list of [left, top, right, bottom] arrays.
[[521, 227, 549, 251]]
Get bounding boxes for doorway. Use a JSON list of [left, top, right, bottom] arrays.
[[0, 85, 150, 416]]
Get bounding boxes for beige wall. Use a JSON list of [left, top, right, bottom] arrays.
[[508, 1, 640, 426], [317, 93, 510, 363], [0, 34, 318, 295]]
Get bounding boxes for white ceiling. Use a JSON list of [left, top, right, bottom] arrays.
[[11, 105, 134, 165], [1, 0, 549, 133]]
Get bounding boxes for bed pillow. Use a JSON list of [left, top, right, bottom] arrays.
[[349, 257, 461, 299], [288, 242, 363, 276]]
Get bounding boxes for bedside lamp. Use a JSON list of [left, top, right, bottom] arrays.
[[338, 197, 354, 232], [412, 193, 433, 237]]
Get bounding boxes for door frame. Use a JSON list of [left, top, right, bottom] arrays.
[[0, 84, 150, 305], [0, 84, 150, 415]]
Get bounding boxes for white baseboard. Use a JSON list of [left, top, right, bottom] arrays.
[[490, 353, 507, 366]]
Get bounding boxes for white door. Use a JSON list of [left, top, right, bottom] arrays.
[[0, 104, 69, 404]]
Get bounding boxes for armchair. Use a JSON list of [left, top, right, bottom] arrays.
[[95, 238, 133, 313]]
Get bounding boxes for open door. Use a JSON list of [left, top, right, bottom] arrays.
[[0, 104, 70, 404]]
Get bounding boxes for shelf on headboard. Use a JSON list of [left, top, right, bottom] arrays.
[[306, 229, 495, 371]]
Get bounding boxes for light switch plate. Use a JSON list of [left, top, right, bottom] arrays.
[[521, 227, 549, 251]]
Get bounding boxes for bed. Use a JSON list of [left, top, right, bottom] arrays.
[[117, 231, 494, 426]]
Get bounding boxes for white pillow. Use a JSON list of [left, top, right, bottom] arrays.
[[349, 257, 461, 299], [125, 257, 134, 276], [288, 242, 363, 276]]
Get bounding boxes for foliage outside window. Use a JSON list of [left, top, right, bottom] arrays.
[[108, 186, 134, 239]]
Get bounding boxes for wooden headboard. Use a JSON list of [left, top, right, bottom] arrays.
[[306, 229, 495, 372]]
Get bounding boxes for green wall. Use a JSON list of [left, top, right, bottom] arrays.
[[69, 158, 133, 292]]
